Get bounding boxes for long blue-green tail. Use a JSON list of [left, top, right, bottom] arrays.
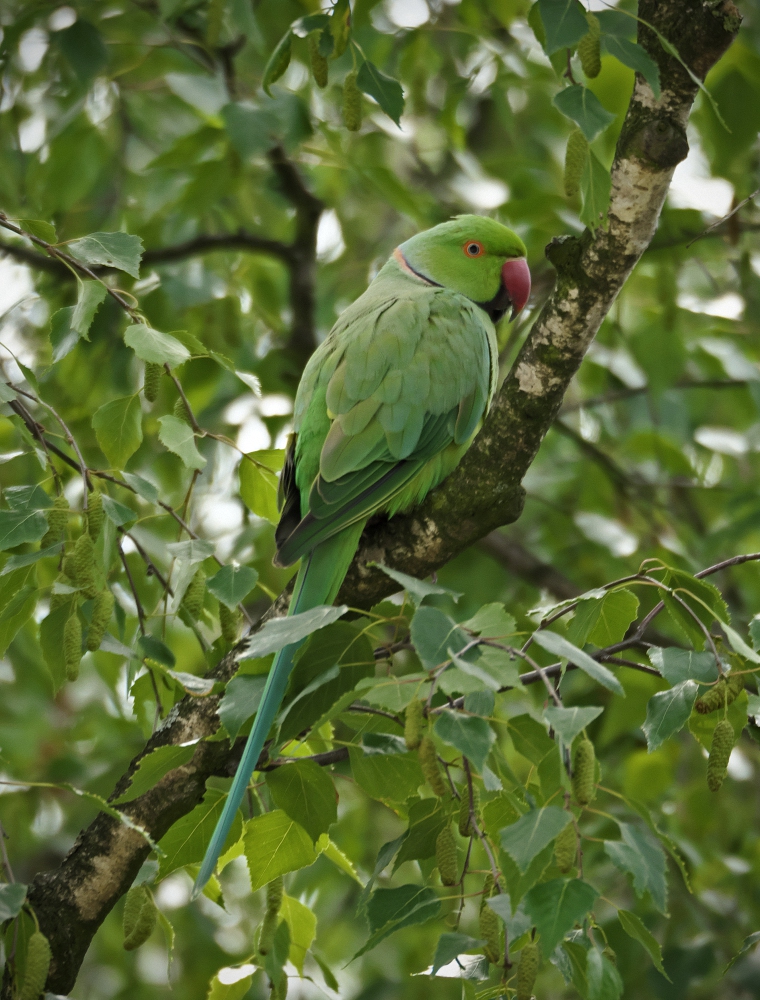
[[191, 522, 364, 899]]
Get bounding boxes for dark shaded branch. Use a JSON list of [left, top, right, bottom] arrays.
[[560, 379, 751, 413], [479, 531, 580, 601], [16, 3, 741, 994]]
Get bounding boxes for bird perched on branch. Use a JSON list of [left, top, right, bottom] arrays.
[[193, 214, 530, 897]]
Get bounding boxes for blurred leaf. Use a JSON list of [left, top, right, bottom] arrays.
[[262, 30, 293, 96], [158, 415, 206, 470], [580, 149, 612, 231], [206, 971, 253, 1000], [280, 894, 317, 975], [604, 822, 668, 913], [642, 680, 698, 751], [395, 797, 451, 866], [244, 809, 318, 891], [67, 232, 143, 278], [18, 219, 56, 243], [239, 457, 279, 523], [0, 542, 63, 576], [266, 760, 337, 842], [357, 61, 405, 125], [71, 280, 107, 340], [587, 946, 624, 1000], [124, 324, 190, 368], [538, 0, 588, 53], [92, 396, 143, 469], [138, 634, 176, 667], [0, 883, 27, 920], [500, 807, 571, 873], [56, 19, 108, 81], [604, 36, 661, 98], [724, 930, 760, 973], [101, 495, 136, 527], [617, 908, 670, 979], [523, 878, 599, 956]]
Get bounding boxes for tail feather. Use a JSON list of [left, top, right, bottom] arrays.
[[191, 522, 364, 899]]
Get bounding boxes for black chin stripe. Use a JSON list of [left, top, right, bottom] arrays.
[[396, 250, 443, 287], [474, 282, 513, 323]]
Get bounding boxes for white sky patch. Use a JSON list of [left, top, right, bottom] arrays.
[[698, 338, 760, 381], [217, 965, 257, 986], [575, 512, 638, 557], [0, 259, 33, 316], [677, 291, 744, 320], [586, 342, 647, 389], [316, 209, 346, 263], [694, 426, 748, 456], [668, 138, 734, 216], [450, 151, 509, 210], [17, 28, 48, 73], [386, 0, 429, 28], [49, 6, 77, 30], [727, 747, 753, 781], [18, 113, 46, 152]]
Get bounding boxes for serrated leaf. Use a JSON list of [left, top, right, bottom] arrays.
[[0, 509, 48, 550], [544, 705, 603, 745], [553, 86, 616, 142], [647, 647, 719, 685], [662, 569, 728, 651], [67, 231, 144, 278], [508, 713, 555, 764], [72, 279, 107, 339], [431, 933, 485, 974], [207, 564, 258, 609], [523, 878, 599, 956], [394, 797, 451, 866], [642, 680, 698, 751], [92, 395, 143, 469], [266, 760, 337, 842], [114, 743, 197, 804], [538, 0, 589, 53], [239, 605, 348, 660], [218, 674, 266, 740], [410, 605, 469, 668], [724, 931, 760, 973], [49, 305, 79, 362], [604, 35, 661, 97], [435, 709, 495, 770], [587, 589, 639, 646], [239, 457, 278, 523], [587, 945, 624, 1000], [0, 584, 38, 654], [369, 562, 462, 605], [500, 807, 571, 872], [604, 822, 668, 914], [244, 809, 318, 891], [355, 885, 440, 958], [0, 542, 63, 576], [349, 746, 424, 802], [462, 602, 516, 638], [159, 788, 242, 877], [356, 60, 405, 125], [101, 494, 136, 527], [158, 415, 206, 469], [280, 894, 317, 975], [617, 908, 670, 979], [580, 149, 612, 231], [124, 324, 190, 368], [531, 629, 624, 695], [206, 970, 253, 1000]]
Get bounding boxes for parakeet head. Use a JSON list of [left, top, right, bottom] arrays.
[[396, 215, 530, 321]]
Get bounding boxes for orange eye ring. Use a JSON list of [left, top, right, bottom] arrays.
[[463, 240, 484, 258]]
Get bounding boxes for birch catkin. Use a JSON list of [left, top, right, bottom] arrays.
[[19, 931, 51, 1000], [143, 362, 162, 403], [87, 588, 114, 651], [309, 33, 328, 88], [578, 14, 601, 78], [64, 611, 82, 681], [458, 784, 479, 836], [517, 941, 540, 1000], [554, 822, 577, 873], [572, 736, 596, 806], [41, 494, 69, 548], [343, 70, 362, 131], [418, 736, 447, 797], [435, 825, 458, 886], [707, 719, 734, 791], [404, 698, 424, 750], [564, 129, 588, 197]]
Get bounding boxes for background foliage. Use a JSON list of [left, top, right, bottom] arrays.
[[0, 1, 760, 999]]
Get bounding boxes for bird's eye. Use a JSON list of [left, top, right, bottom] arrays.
[[464, 241, 484, 257]]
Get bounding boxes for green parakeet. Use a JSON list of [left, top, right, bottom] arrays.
[[193, 215, 530, 897]]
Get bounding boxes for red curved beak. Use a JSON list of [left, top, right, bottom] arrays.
[[502, 258, 531, 319]]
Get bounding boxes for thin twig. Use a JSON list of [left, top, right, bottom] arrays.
[[686, 188, 759, 247], [118, 540, 146, 635]]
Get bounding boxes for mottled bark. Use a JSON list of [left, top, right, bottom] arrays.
[[8, 3, 740, 995]]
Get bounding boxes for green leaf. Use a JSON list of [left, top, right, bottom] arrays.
[[0, 882, 27, 920], [537, 0, 588, 53], [544, 705, 603, 745], [222, 103, 279, 158], [67, 231, 144, 278], [604, 36, 661, 98], [0, 509, 48, 550], [647, 647, 719, 685], [239, 457, 279, 523], [206, 970, 253, 1000], [0, 542, 63, 576], [642, 680, 698, 751], [101, 494, 136, 527], [92, 395, 143, 469], [617, 908, 670, 980], [531, 629, 624, 695], [40, 602, 72, 691], [0, 381, 14, 404], [262, 29, 293, 96], [553, 85, 616, 142], [355, 885, 441, 958], [124, 324, 190, 368], [4, 486, 52, 510], [280, 894, 317, 975], [500, 807, 572, 873], [56, 19, 108, 81], [688, 688, 747, 751], [349, 746, 424, 802], [72, 279, 107, 340], [462, 603, 516, 638], [432, 933, 485, 974], [48, 306, 77, 362], [724, 931, 760, 973], [207, 564, 258, 609], [435, 710, 495, 770], [18, 219, 56, 243], [369, 563, 462, 605], [394, 797, 451, 866], [114, 744, 197, 804], [122, 472, 159, 503], [410, 606, 469, 669], [356, 61, 405, 125], [486, 894, 533, 939], [0, 584, 37, 655], [587, 590, 639, 647], [604, 822, 668, 914], [218, 675, 265, 741], [239, 605, 348, 660], [138, 634, 176, 667], [661, 569, 728, 651], [244, 809, 318, 891], [158, 788, 242, 877], [266, 760, 337, 842], [580, 149, 612, 232], [587, 946, 624, 1000], [508, 713, 556, 765], [524, 878, 599, 956], [158, 415, 206, 469]]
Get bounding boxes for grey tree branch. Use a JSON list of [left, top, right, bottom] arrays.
[[14, 3, 740, 994]]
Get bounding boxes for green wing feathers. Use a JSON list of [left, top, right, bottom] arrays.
[[274, 263, 497, 568]]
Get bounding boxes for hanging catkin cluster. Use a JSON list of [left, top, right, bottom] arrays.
[[418, 736, 447, 797], [74, 532, 99, 599], [143, 362, 162, 402], [404, 698, 424, 750], [517, 940, 540, 1000], [182, 568, 206, 620], [19, 930, 51, 1000], [435, 824, 458, 886], [578, 13, 601, 78], [64, 611, 82, 681], [41, 494, 69, 548], [564, 129, 588, 197], [259, 876, 284, 956], [572, 736, 596, 806], [695, 673, 744, 713], [87, 589, 114, 652], [458, 784, 480, 837], [554, 821, 577, 873], [343, 70, 362, 131], [707, 719, 734, 791], [123, 885, 157, 950], [87, 489, 103, 541], [219, 602, 242, 642], [479, 874, 501, 964], [309, 32, 328, 88]]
